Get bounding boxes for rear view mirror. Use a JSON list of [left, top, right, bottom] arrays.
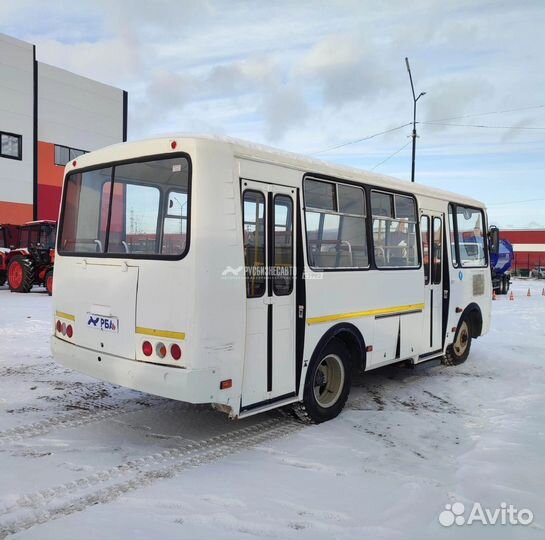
[[488, 226, 500, 255]]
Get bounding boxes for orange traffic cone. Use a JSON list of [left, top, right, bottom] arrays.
[[492, 290, 497, 300], [527, 288, 531, 297], [509, 290, 514, 301]]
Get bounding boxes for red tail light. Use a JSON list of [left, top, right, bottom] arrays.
[[142, 341, 153, 356], [56, 320, 62, 333], [170, 344, 182, 360], [66, 324, 73, 338]]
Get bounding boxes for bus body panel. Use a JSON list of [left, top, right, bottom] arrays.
[[51, 135, 493, 419]]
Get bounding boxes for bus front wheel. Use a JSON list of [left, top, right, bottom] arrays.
[[443, 318, 472, 366], [293, 339, 351, 424]]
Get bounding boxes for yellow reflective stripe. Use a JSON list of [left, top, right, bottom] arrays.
[[135, 327, 186, 340], [306, 303, 425, 325], [55, 311, 75, 321]]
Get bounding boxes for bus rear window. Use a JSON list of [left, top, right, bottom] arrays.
[[59, 156, 190, 259]]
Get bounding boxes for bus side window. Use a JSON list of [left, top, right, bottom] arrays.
[[243, 190, 266, 298], [273, 195, 293, 296], [371, 191, 418, 268], [432, 217, 442, 284], [421, 215, 430, 284], [448, 205, 458, 266]]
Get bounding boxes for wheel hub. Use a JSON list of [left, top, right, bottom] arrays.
[[313, 354, 345, 409]]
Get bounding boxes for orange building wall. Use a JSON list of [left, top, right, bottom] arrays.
[[0, 201, 33, 224], [37, 141, 64, 221]]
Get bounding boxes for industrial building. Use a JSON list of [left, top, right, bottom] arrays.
[[501, 229, 545, 273], [0, 33, 127, 224]]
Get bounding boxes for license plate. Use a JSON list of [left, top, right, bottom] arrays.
[[87, 314, 119, 333]]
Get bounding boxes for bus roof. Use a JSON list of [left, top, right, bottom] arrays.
[[67, 134, 486, 209]]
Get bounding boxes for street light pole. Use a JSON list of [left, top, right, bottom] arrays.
[[405, 57, 425, 183]]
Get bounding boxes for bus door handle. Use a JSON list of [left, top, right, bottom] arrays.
[[298, 305, 305, 319], [443, 290, 449, 299]]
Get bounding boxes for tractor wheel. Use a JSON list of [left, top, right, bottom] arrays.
[[8, 256, 35, 293], [45, 270, 54, 296]]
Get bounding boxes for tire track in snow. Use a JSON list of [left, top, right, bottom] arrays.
[[0, 417, 302, 538], [0, 392, 170, 445]]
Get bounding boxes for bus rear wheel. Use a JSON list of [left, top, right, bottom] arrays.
[[293, 339, 351, 424], [443, 318, 472, 366]]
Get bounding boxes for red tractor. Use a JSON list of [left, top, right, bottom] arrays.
[[6, 220, 56, 295], [0, 224, 21, 287]]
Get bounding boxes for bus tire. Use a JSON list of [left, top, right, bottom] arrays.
[[292, 339, 351, 424], [443, 317, 472, 366]]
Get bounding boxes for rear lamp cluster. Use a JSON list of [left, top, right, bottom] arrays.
[[142, 340, 182, 361], [56, 319, 73, 338]]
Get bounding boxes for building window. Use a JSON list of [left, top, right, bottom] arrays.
[[304, 178, 369, 270], [55, 144, 87, 166], [0, 131, 22, 160]]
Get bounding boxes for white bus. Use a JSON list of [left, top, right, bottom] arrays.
[[51, 136, 498, 423]]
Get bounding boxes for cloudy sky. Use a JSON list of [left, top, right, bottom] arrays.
[[2, 0, 544, 227]]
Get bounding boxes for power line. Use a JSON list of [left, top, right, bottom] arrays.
[[309, 104, 545, 156], [487, 198, 545, 206], [310, 123, 412, 155], [371, 141, 411, 171], [420, 122, 545, 130], [427, 104, 545, 123]]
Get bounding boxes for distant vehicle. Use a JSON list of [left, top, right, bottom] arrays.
[[52, 136, 498, 423], [490, 238, 513, 294], [6, 221, 56, 295], [533, 266, 545, 279], [0, 224, 21, 287]]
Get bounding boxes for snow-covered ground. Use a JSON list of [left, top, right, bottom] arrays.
[[0, 279, 544, 540]]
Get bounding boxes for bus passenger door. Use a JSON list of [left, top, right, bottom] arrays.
[[421, 212, 444, 354], [241, 180, 296, 410]]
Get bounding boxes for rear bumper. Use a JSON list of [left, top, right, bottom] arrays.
[[51, 336, 218, 403]]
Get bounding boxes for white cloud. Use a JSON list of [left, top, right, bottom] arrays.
[[1, 0, 544, 225]]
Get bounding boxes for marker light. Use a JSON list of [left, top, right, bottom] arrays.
[[142, 341, 153, 357], [156, 342, 167, 359], [170, 140, 177, 149], [72, 160, 77, 167], [220, 379, 232, 390], [66, 324, 73, 338], [170, 344, 182, 361]]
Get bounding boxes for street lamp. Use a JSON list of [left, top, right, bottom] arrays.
[[405, 57, 426, 183]]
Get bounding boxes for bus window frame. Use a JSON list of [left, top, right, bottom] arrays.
[[370, 188, 421, 271], [242, 189, 267, 299], [421, 214, 430, 285], [272, 193, 294, 296], [448, 202, 488, 269], [303, 175, 370, 272], [57, 152, 192, 261], [302, 173, 421, 272]]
